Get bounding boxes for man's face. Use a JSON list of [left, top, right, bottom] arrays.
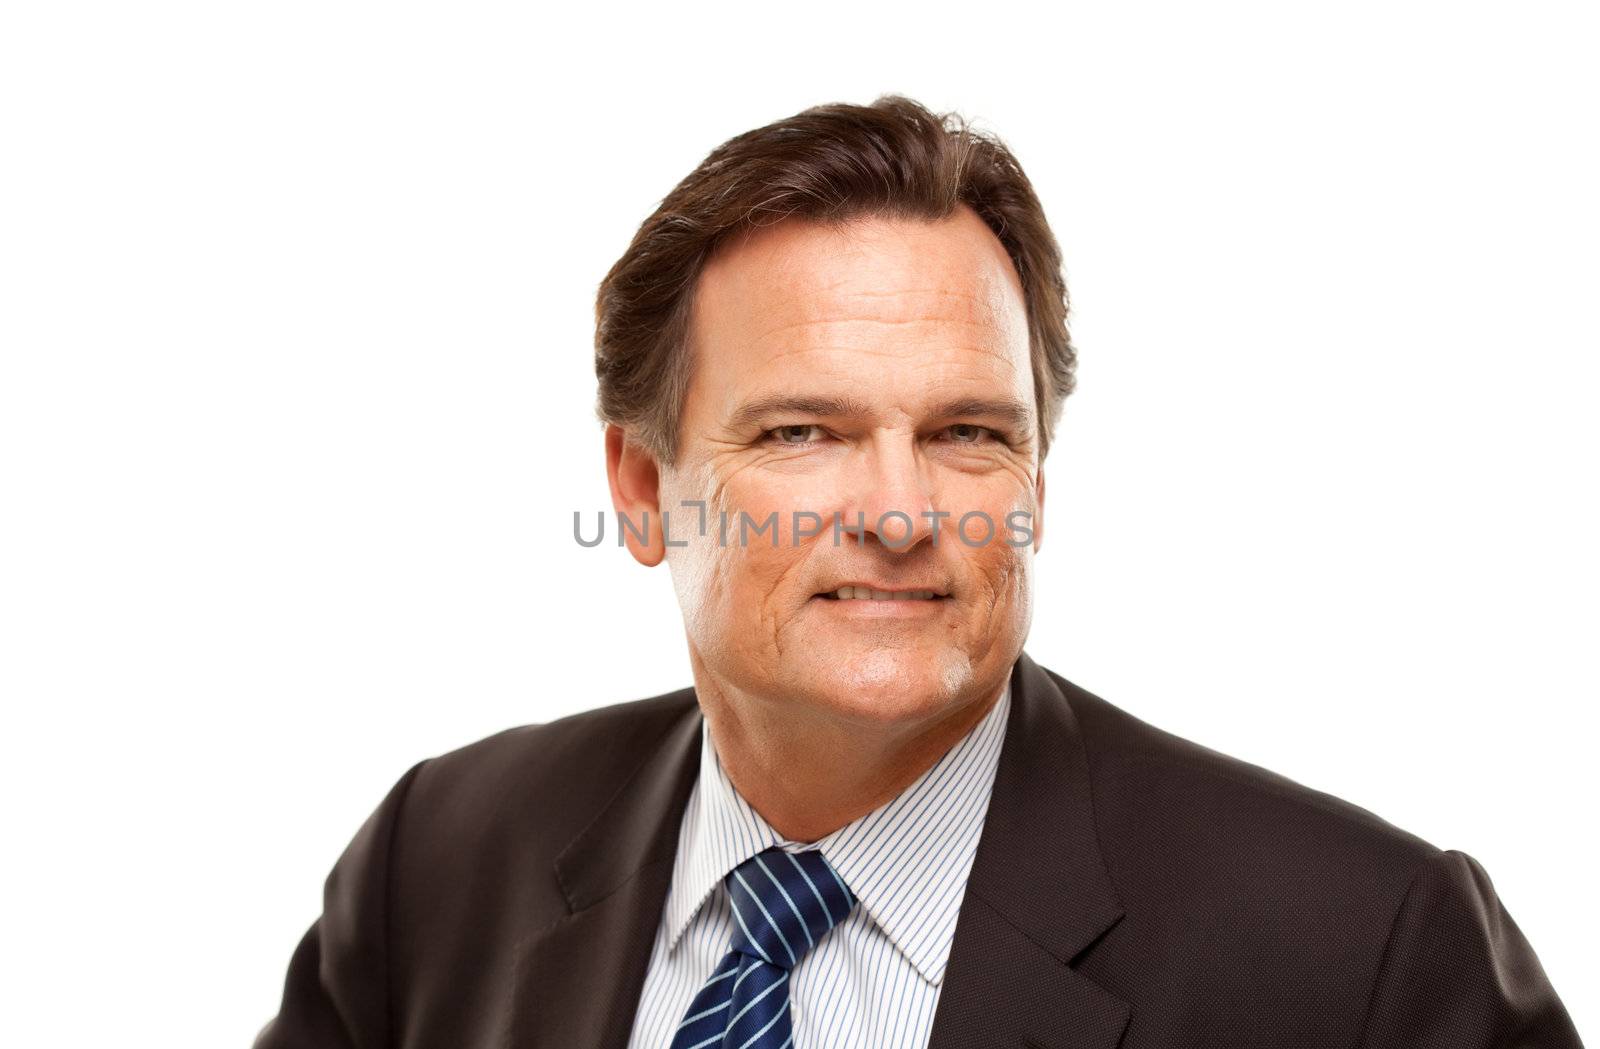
[[632, 207, 1043, 732]]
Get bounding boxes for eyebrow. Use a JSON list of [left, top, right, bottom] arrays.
[[728, 394, 1035, 435], [728, 395, 876, 430], [932, 397, 1035, 435]]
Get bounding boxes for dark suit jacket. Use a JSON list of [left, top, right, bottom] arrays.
[[256, 650, 1583, 1047]]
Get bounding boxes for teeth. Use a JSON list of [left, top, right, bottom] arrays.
[[831, 587, 940, 600]]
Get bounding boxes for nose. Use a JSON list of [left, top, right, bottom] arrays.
[[833, 432, 937, 551]]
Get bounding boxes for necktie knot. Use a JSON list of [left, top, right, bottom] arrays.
[[725, 845, 856, 971], [669, 846, 856, 1049]]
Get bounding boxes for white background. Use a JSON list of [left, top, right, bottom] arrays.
[[2, 1, 1595, 1043]]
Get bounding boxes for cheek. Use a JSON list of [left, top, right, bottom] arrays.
[[663, 480, 735, 640], [713, 476, 816, 581], [965, 542, 1029, 605], [667, 535, 720, 640], [670, 517, 812, 650], [943, 477, 1036, 549], [951, 489, 1036, 617], [946, 468, 1036, 517], [724, 546, 789, 601]]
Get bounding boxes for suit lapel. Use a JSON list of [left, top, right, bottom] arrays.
[[928, 651, 1132, 1049], [509, 690, 704, 1049]]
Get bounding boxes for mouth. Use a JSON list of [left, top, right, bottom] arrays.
[[814, 585, 951, 602]]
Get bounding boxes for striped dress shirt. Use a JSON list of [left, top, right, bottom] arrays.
[[624, 683, 1012, 1049]]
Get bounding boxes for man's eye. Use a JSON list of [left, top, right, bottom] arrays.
[[945, 424, 994, 444], [770, 424, 820, 445]]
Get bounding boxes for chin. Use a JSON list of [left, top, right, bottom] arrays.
[[797, 647, 973, 726]]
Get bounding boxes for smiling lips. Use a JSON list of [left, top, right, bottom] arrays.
[[817, 585, 949, 601]]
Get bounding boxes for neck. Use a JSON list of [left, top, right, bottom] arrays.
[[690, 659, 1007, 844]]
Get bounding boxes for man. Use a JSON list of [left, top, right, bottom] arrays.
[[257, 96, 1582, 1048]]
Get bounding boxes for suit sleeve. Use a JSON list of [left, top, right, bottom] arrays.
[[1357, 848, 1584, 1048], [254, 760, 428, 1049]]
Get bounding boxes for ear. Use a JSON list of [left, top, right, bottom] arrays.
[[605, 424, 665, 567], [1032, 461, 1046, 553]]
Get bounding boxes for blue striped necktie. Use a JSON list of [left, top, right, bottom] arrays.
[[669, 845, 858, 1049]]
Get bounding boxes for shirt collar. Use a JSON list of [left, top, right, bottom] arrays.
[[661, 682, 1013, 987]]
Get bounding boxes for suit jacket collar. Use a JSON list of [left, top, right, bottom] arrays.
[[511, 650, 1130, 1048]]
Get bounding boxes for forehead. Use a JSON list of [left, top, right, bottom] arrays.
[[686, 207, 1031, 393]]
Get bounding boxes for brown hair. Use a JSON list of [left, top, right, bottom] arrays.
[[594, 94, 1076, 467]]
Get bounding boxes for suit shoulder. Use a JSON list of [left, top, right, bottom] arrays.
[[417, 684, 697, 793], [392, 684, 698, 849], [1045, 667, 1442, 876]]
